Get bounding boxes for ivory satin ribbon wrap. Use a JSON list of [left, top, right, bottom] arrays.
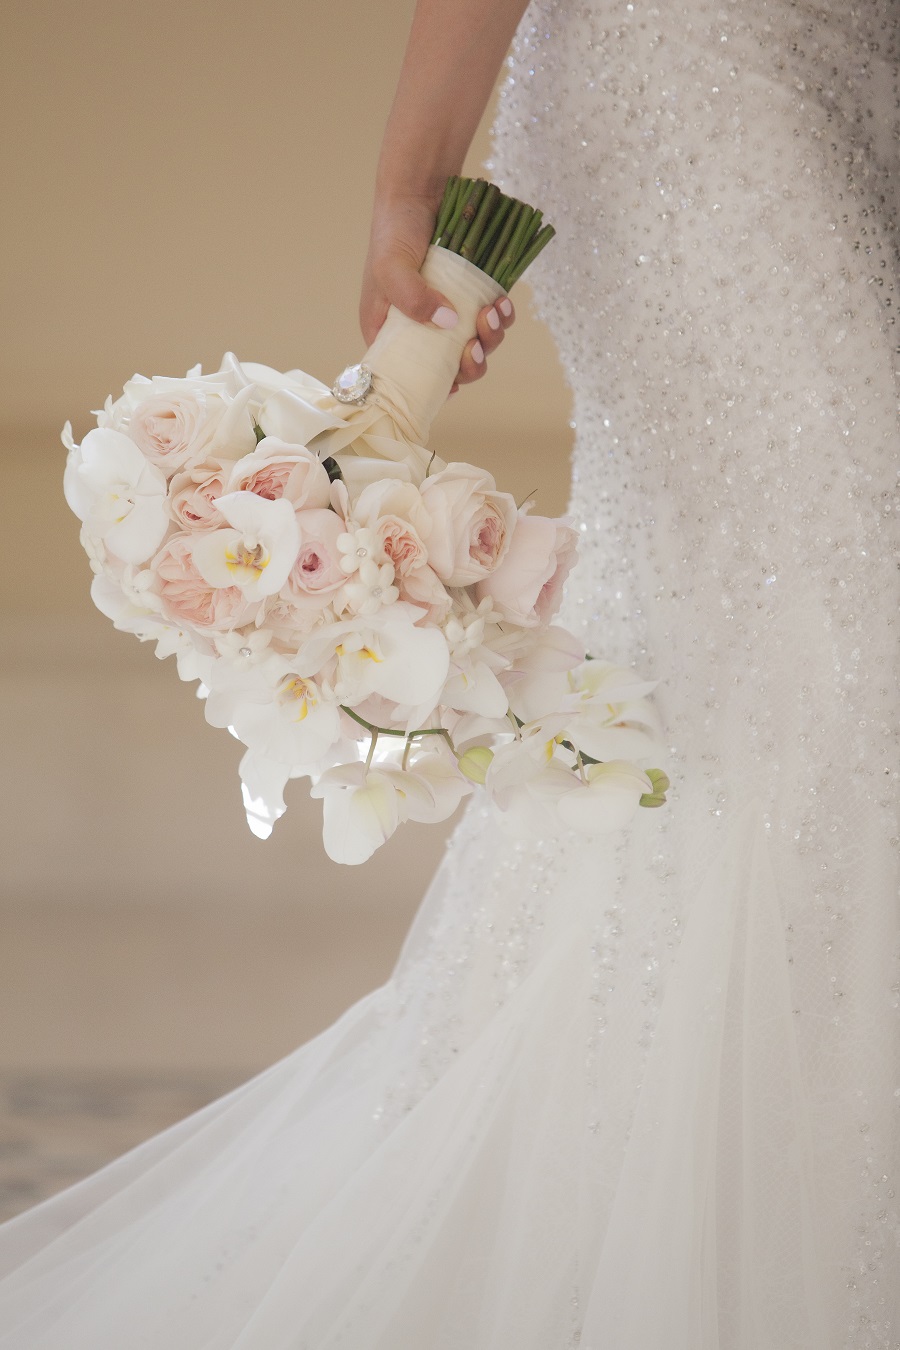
[[361, 246, 508, 451], [254, 248, 507, 487]]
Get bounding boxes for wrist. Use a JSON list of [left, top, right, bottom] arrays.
[[375, 142, 463, 211]]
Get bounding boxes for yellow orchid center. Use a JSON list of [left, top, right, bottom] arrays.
[[225, 536, 269, 583], [335, 643, 382, 663], [279, 676, 316, 722]]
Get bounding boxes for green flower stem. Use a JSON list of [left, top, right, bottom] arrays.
[[448, 178, 488, 252], [507, 210, 544, 275], [493, 205, 535, 288], [430, 175, 555, 290], [340, 706, 457, 762], [341, 705, 668, 809], [460, 183, 500, 261], [482, 200, 522, 280], [502, 224, 557, 288], [341, 705, 406, 738], [436, 176, 471, 247], [497, 208, 543, 288], [473, 194, 513, 268], [506, 710, 523, 740], [430, 174, 460, 245]]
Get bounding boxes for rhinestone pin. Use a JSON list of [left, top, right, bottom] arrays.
[[332, 363, 374, 405]]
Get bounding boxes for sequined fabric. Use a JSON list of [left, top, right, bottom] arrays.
[[481, 0, 900, 1341]]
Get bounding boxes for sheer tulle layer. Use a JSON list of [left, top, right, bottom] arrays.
[[3, 800, 889, 1349]]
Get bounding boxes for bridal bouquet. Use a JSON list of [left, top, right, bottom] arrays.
[[64, 177, 668, 863]]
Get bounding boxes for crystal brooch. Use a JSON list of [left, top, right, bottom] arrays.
[[332, 363, 374, 405]]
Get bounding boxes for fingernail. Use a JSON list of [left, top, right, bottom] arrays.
[[471, 341, 485, 364], [498, 298, 513, 317], [486, 307, 501, 330], [431, 306, 458, 329]]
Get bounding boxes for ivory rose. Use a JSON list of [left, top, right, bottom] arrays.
[[419, 463, 517, 586], [225, 439, 331, 511], [476, 512, 578, 626], [123, 382, 257, 473], [150, 532, 255, 630]]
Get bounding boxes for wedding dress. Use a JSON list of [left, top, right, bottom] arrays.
[[1, 0, 897, 1344]]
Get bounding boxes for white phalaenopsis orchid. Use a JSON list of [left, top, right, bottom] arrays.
[[211, 672, 342, 769], [67, 347, 668, 863], [310, 763, 414, 864], [296, 608, 450, 712], [191, 491, 300, 598], [555, 760, 654, 833], [562, 661, 663, 762], [310, 755, 466, 865], [64, 426, 170, 564]]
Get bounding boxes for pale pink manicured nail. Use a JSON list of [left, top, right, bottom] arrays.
[[471, 341, 485, 364], [431, 306, 458, 329], [486, 307, 501, 330], [498, 298, 513, 317]]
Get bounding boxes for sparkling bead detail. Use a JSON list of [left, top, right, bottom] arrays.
[[484, 1, 900, 1341]]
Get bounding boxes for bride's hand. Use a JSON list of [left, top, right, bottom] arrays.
[[360, 190, 516, 397]]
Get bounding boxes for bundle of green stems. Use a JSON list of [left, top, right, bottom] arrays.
[[430, 175, 555, 289]]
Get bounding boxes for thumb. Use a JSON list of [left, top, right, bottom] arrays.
[[379, 249, 459, 332]]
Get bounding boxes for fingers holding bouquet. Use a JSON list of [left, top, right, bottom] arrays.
[[361, 179, 519, 397], [450, 295, 515, 395]]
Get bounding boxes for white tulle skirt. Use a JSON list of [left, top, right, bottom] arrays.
[[2, 783, 894, 1348]]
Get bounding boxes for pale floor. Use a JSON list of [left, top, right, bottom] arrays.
[[0, 1068, 243, 1223]]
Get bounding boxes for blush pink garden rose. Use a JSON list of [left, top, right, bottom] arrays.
[[150, 532, 256, 630], [168, 464, 233, 532], [376, 515, 428, 578], [350, 478, 446, 615], [225, 439, 331, 511], [353, 479, 432, 544], [280, 508, 347, 606], [475, 512, 579, 627], [419, 464, 518, 587]]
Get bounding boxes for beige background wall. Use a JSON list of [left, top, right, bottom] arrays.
[[0, 1, 571, 1075]]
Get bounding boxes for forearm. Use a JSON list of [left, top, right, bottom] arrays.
[[376, 0, 531, 203]]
